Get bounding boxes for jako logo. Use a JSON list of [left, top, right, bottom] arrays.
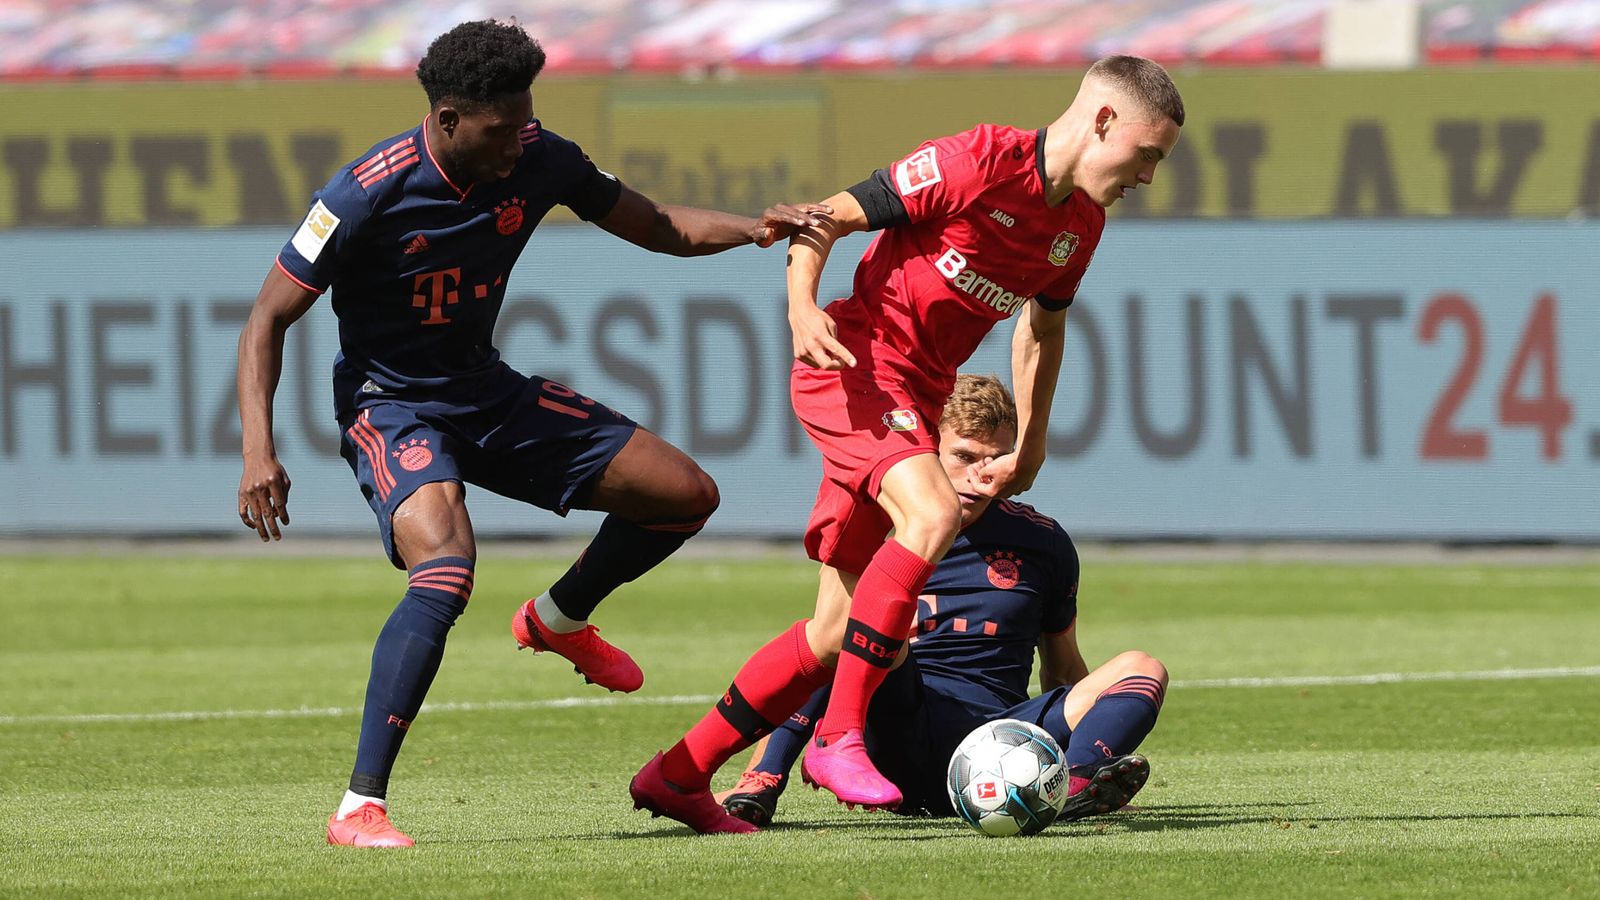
[[989, 209, 1015, 227], [934, 247, 1032, 316]]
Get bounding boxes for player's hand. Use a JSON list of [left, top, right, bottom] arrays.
[[238, 453, 292, 541], [751, 203, 833, 248], [970, 452, 1040, 499], [789, 302, 856, 370]]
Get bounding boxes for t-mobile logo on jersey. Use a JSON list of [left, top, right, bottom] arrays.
[[411, 267, 505, 325], [934, 247, 1033, 316]]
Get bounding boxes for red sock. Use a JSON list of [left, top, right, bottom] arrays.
[[815, 539, 936, 744], [660, 620, 831, 791]]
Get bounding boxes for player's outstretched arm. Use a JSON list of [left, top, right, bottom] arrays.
[[595, 185, 830, 256], [236, 265, 320, 541], [787, 189, 868, 370]]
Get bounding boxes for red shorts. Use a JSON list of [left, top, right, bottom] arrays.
[[790, 362, 942, 575]]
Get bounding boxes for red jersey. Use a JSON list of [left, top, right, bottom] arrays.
[[828, 124, 1105, 406]]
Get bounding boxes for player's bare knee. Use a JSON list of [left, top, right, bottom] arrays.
[[1113, 650, 1167, 685], [684, 464, 720, 518], [906, 501, 961, 559]]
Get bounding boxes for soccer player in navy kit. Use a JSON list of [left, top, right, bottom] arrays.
[[234, 20, 828, 847], [718, 375, 1169, 827]]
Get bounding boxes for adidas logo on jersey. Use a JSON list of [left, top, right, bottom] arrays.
[[403, 234, 430, 255], [934, 246, 1032, 316]]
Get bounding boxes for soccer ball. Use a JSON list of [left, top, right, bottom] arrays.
[[946, 718, 1069, 836]]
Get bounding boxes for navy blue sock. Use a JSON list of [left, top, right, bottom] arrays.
[[348, 556, 474, 798], [548, 512, 710, 621], [1066, 675, 1165, 772], [753, 686, 830, 778]]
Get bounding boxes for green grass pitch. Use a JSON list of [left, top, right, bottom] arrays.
[[2, 553, 1598, 897]]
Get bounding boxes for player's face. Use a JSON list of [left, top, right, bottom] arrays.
[[1081, 107, 1181, 208], [441, 91, 534, 184], [939, 424, 1018, 527]]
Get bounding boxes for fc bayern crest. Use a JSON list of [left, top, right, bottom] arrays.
[[985, 550, 1021, 589], [393, 438, 433, 472], [494, 197, 527, 236], [1047, 230, 1079, 266]]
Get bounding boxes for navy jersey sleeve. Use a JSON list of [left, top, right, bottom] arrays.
[[1040, 527, 1080, 634], [276, 169, 373, 293], [541, 129, 623, 222]]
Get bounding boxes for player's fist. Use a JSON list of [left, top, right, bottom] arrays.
[[238, 454, 292, 542], [972, 452, 1040, 499], [789, 303, 856, 370], [751, 203, 833, 248]]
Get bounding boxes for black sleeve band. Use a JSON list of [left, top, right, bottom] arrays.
[[845, 168, 910, 231], [1036, 293, 1075, 311], [569, 171, 624, 222]]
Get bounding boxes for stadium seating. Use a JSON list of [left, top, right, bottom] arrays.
[[1, 0, 1596, 78]]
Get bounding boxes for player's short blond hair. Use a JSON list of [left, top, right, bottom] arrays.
[[940, 374, 1018, 444], [1087, 55, 1185, 127]]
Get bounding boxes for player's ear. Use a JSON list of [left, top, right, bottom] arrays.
[[437, 106, 461, 137], [1094, 105, 1115, 138]]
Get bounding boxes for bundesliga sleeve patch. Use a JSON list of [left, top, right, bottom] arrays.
[[894, 146, 943, 196], [291, 200, 340, 262]]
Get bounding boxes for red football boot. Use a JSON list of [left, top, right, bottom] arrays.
[[512, 599, 643, 693], [799, 729, 902, 810], [326, 803, 414, 848], [1058, 754, 1150, 822], [629, 752, 758, 835]]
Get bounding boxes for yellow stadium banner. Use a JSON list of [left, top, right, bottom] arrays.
[[3, 67, 1598, 228]]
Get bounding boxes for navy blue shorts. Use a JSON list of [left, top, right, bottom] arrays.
[[862, 656, 1072, 816], [337, 368, 638, 567]]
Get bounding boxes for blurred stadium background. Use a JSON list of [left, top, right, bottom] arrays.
[[2, 0, 1598, 544]]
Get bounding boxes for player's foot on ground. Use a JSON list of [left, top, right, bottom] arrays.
[[799, 729, 902, 810], [326, 802, 415, 848], [720, 769, 786, 827], [630, 752, 758, 835], [512, 598, 643, 693], [1057, 754, 1150, 823]]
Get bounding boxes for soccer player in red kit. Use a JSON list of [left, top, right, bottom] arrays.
[[631, 56, 1184, 833]]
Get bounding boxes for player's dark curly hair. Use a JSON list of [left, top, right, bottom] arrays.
[[416, 20, 545, 110]]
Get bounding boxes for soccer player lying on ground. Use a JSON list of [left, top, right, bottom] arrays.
[[632, 56, 1183, 833], [717, 375, 1167, 828], [235, 20, 827, 848]]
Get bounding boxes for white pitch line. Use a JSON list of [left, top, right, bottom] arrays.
[[3, 666, 1598, 727], [1175, 665, 1600, 689]]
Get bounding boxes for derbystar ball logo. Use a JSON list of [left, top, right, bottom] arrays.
[[934, 246, 1032, 316]]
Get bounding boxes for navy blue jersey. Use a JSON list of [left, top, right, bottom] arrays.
[[909, 498, 1080, 711], [276, 118, 622, 400]]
